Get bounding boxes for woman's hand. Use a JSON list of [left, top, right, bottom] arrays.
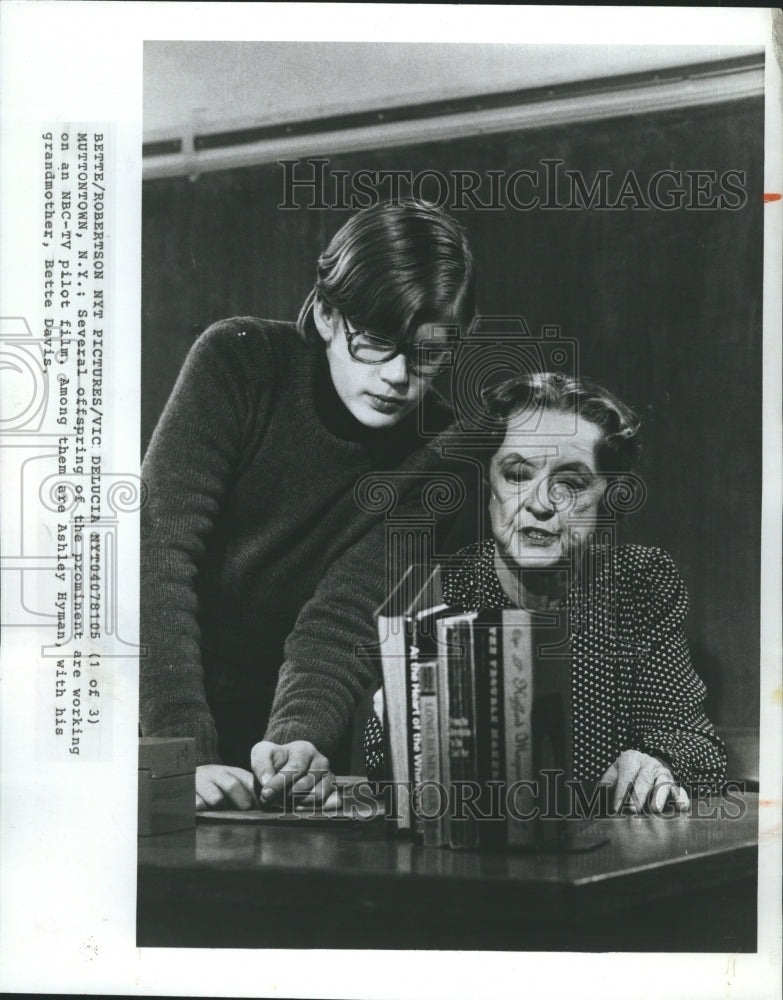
[[250, 740, 341, 811], [600, 749, 691, 814], [196, 764, 261, 811]]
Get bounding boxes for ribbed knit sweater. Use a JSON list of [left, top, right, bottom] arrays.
[[140, 318, 457, 766]]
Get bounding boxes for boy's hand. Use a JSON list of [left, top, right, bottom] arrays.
[[196, 764, 261, 811], [250, 740, 341, 811]]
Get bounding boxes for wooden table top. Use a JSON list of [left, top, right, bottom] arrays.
[[140, 792, 757, 884], [138, 790, 758, 949]]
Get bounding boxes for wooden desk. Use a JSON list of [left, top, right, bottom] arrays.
[[137, 792, 758, 951]]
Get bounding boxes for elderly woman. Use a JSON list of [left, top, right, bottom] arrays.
[[365, 372, 726, 813]]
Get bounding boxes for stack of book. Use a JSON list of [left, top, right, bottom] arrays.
[[375, 565, 578, 851]]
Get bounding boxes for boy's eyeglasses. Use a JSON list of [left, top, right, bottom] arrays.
[[340, 315, 452, 378]]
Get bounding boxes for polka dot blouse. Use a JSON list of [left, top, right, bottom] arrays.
[[364, 540, 727, 787]]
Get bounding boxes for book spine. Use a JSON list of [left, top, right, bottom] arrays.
[[378, 612, 411, 832], [448, 619, 478, 850], [474, 619, 504, 850], [417, 660, 444, 847], [530, 608, 573, 844], [408, 646, 424, 840], [487, 623, 504, 792], [436, 618, 452, 847], [502, 611, 536, 848]]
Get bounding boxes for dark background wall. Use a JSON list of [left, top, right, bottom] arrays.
[[142, 97, 763, 731]]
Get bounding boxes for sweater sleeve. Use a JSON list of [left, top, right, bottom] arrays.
[[262, 513, 390, 754], [140, 320, 262, 764], [263, 440, 467, 756], [628, 548, 727, 788]]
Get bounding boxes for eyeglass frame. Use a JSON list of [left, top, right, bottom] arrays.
[[339, 314, 454, 378]]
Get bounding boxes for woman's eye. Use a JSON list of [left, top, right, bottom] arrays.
[[552, 476, 586, 493], [502, 465, 531, 484]]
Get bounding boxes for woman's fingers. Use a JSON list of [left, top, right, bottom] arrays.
[[599, 761, 618, 786], [649, 773, 673, 814], [611, 751, 643, 812], [649, 772, 690, 814], [603, 750, 688, 814], [673, 784, 691, 812], [629, 755, 661, 812]]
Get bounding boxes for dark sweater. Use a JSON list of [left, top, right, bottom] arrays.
[[140, 318, 457, 766]]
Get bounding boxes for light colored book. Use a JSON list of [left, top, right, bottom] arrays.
[[375, 564, 443, 832]]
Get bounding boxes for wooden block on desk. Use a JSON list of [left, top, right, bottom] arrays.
[[139, 737, 196, 835], [138, 770, 195, 836], [139, 736, 197, 778]]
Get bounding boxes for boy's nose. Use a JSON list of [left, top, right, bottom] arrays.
[[379, 352, 409, 387]]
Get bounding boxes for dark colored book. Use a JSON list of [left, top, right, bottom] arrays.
[[472, 614, 506, 849], [415, 658, 444, 846], [524, 607, 573, 846], [439, 614, 480, 850]]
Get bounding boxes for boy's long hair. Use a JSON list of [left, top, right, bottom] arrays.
[[297, 199, 476, 346]]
